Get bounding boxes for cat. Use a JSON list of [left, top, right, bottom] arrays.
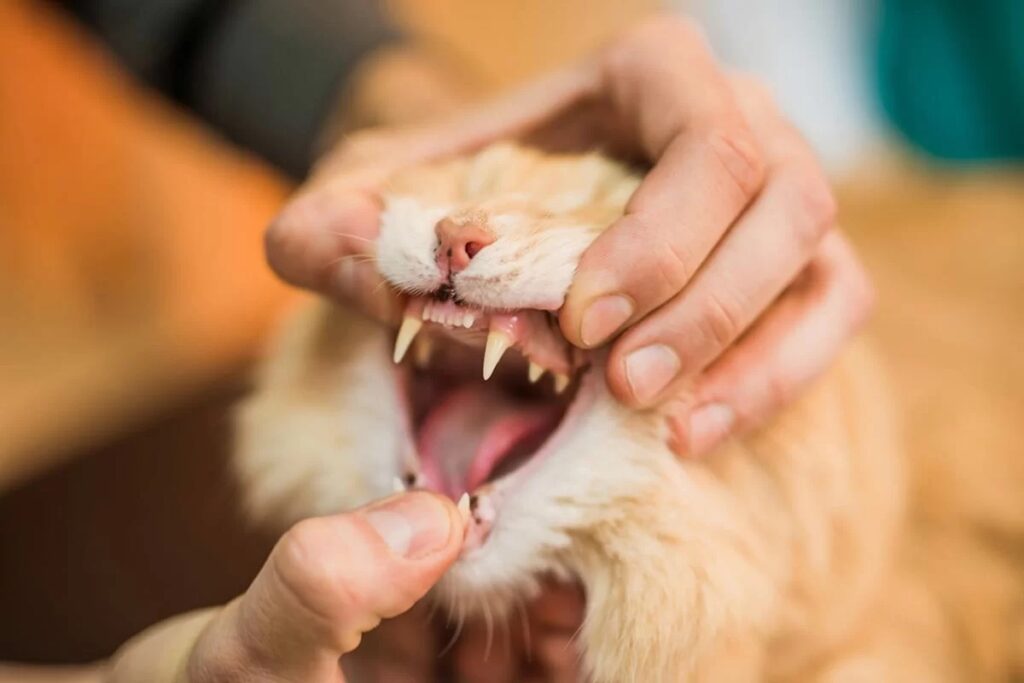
[[234, 143, 1002, 681]]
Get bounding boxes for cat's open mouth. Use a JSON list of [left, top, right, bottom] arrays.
[[391, 295, 593, 553]]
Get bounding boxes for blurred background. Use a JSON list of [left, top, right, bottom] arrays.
[[0, 0, 1021, 669]]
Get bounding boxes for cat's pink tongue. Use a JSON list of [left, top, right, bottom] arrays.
[[416, 384, 558, 498]]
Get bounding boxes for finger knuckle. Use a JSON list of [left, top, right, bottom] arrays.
[[649, 236, 696, 294], [264, 201, 315, 284], [704, 125, 766, 198], [729, 72, 778, 115], [626, 15, 705, 47], [699, 294, 745, 350], [844, 256, 877, 329], [781, 166, 837, 247], [608, 16, 707, 77], [275, 518, 351, 606], [762, 369, 796, 415]]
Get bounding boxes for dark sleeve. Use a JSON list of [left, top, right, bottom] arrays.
[[55, 0, 399, 177]]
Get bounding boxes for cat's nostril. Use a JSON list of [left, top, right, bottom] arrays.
[[435, 217, 495, 273]]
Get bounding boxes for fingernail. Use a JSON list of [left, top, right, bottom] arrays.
[[688, 403, 735, 455], [365, 492, 453, 560], [624, 344, 681, 405], [580, 295, 634, 347]]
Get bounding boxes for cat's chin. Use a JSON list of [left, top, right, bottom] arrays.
[[388, 295, 602, 557]]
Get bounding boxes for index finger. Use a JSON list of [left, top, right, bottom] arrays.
[[560, 18, 766, 349]]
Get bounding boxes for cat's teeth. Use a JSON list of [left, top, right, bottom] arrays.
[[413, 335, 434, 368], [391, 476, 406, 493], [482, 330, 512, 380], [393, 316, 423, 363], [528, 361, 545, 384], [462, 313, 475, 329], [456, 492, 471, 524], [554, 373, 570, 395]]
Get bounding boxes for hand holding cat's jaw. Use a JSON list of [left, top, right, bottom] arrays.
[[267, 16, 869, 461], [114, 493, 467, 682]]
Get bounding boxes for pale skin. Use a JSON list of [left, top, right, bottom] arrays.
[[3, 16, 874, 683]]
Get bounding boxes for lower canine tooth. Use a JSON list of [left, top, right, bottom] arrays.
[[393, 316, 422, 363], [392, 476, 406, 493], [457, 492, 471, 524], [554, 373, 570, 394], [528, 362, 545, 383], [483, 330, 513, 380]]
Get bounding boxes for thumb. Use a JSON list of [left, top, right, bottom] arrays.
[[194, 492, 465, 682]]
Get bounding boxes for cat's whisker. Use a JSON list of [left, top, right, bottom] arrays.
[[514, 596, 532, 662], [323, 253, 377, 268], [438, 605, 466, 658], [326, 231, 377, 245], [482, 599, 495, 662]]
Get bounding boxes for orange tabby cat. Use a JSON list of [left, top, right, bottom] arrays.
[[235, 143, 1013, 681]]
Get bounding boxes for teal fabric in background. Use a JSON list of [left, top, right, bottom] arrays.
[[877, 0, 1024, 162]]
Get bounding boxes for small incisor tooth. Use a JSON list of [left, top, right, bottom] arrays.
[[391, 476, 406, 493], [528, 362, 545, 384], [554, 373, 570, 394], [393, 316, 423, 363], [482, 330, 512, 380], [456, 492, 471, 524]]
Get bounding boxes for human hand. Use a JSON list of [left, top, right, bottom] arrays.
[[266, 16, 874, 458], [109, 492, 465, 682]]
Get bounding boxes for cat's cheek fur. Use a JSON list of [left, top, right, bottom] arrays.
[[376, 197, 449, 295], [233, 303, 407, 526], [452, 226, 596, 310]]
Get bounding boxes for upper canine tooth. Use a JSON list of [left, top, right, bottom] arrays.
[[393, 316, 423, 363], [554, 373, 570, 394], [528, 362, 545, 384], [483, 330, 513, 380]]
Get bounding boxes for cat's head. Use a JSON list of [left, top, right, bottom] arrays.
[[371, 144, 672, 614]]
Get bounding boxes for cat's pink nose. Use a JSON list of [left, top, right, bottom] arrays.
[[435, 217, 494, 273]]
